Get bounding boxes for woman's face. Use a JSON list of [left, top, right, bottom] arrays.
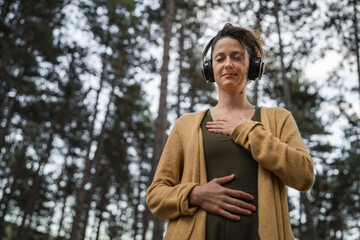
[[212, 37, 250, 93]]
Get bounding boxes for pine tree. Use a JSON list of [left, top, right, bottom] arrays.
[[171, 1, 216, 118], [325, 0, 360, 94], [68, 0, 154, 238]]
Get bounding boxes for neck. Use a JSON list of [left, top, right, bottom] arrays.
[[214, 90, 254, 112]]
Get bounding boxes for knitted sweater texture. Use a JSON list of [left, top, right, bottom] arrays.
[[146, 107, 314, 240]]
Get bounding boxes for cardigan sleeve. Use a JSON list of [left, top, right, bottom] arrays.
[[230, 111, 314, 191], [146, 121, 199, 220]]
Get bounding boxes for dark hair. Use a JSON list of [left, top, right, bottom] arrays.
[[210, 23, 263, 62]]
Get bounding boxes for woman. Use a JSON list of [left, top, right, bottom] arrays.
[[146, 23, 314, 240]]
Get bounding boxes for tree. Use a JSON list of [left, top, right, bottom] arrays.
[[0, 0, 79, 238], [149, 0, 175, 239], [325, 0, 360, 94], [68, 0, 154, 239], [171, 1, 216, 118]]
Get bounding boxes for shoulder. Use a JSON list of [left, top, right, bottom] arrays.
[[262, 106, 292, 120], [169, 110, 207, 139], [177, 111, 203, 121], [260, 107, 300, 138], [261, 107, 296, 130], [262, 106, 291, 116], [175, 110, 207, 126]]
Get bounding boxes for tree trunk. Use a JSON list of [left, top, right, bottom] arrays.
[[150, 0, 175, 181], [273, 2, 318, 240], [95, 184, 107, 240], [52, 148, 72, 239], [17, 131, 55, 240], [300, 192, 319, 240], [44, 148, 72, 239], [0, 144, 27, 237], [189, 86, 196, 113], [45, 203, 56, 239], [353, 0, 360, 94], [150, 1, 175, 239], [141, 204, 151, 240], [94, 208, 104, 240], [0, 95, 16, 151], [176, 11, 186, 118], [299, 193, 303, 240], [0, 0, 12, 21], [69, 55, 107, 240], [56, 194, 69, 239], [131, 185, 139, 239], [252, 0, 263, 106], [273, 0, 293, 110], [80, 81, 115, 240]]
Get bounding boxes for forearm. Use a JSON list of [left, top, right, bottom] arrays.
[[231, 118, 314, 191]]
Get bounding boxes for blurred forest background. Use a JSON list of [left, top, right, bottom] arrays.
[[0, 0, 359, 239]]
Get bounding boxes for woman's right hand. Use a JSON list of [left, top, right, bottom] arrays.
[[188, 174, 256, 221]]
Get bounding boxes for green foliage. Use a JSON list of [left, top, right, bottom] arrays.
[[170, 1, 216, 117], [0, 0, 359, 239]]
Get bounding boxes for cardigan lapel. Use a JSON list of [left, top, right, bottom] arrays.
[[197, 110, 209, 185], [180, 110, 208, 239], [258, 107, 281, 239]]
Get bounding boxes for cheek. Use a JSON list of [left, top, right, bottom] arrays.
[[212, 64, 221, 77]]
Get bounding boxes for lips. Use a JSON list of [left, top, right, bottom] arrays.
[[222, 72, 237, 77]]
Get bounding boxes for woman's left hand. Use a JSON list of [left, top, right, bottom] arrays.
[[206, 116, 246, 135]]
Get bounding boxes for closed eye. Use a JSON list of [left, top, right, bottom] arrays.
[[232, 54, 244, 61]]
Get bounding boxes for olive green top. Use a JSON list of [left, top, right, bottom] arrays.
[[201, 107, 261, 240]]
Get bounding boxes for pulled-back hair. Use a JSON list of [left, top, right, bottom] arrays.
[[210, 23, 264, 62]]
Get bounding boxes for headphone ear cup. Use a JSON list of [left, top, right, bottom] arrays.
[[203, 59, 215, 83], [248, 57, 263, 81]]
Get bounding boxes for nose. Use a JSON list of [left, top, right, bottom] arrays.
[[224, 57, 233, 69]]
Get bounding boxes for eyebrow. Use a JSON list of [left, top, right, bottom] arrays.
[[213, 50, 245, 57]]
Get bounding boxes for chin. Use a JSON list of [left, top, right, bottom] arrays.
[[222, 79, 243, 86]]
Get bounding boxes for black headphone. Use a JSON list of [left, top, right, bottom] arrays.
[[201, 36, 265, 83]]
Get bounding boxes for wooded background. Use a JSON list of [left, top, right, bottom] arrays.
[[0, 0, 359, 239]]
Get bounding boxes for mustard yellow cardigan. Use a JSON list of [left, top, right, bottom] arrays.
[[146, 107, 314, 240]]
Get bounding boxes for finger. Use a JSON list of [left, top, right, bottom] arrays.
[[213, 119, 228, 122], [206, 120, 227, 125], [216, 208, 241, 221], [222, 201, 253, 216], [206, 123, 221, 128], [212, 174, 235, 185], [206, 124, 225, 132], [205, 123, 219, 128], [206, 124, 222, 130], [226, 188, 255, 201], [232, 199, 256, 212], [207, 128, 224, 133], [221, 195, 256, 212]]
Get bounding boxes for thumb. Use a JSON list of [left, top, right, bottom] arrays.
[[214, 174, 235, 185]]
